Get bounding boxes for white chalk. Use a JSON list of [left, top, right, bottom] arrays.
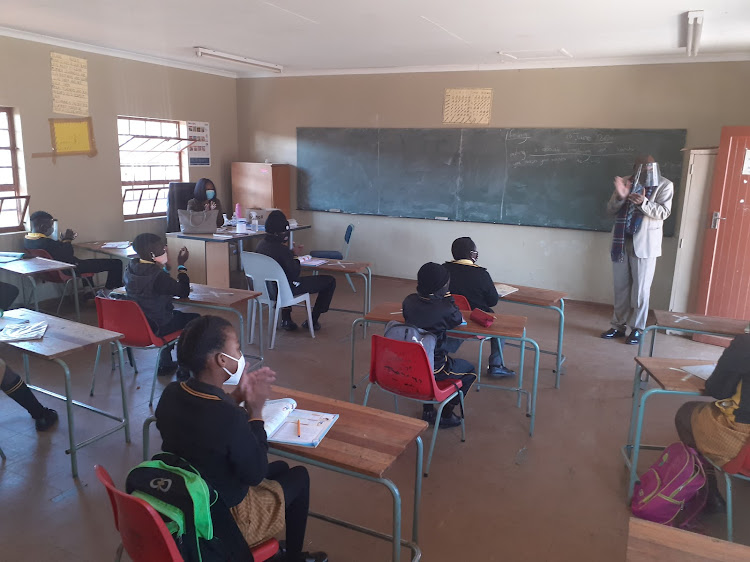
[[435, 216, 449, 221], [329, 208, 341, 213]]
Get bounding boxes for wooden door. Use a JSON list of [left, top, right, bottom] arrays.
[[695, 126, 750, 320], [669, 149, 717, 313]]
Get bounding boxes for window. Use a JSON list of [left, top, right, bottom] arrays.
[[0, 107, 29, 233], [117, 116, 192, 219]]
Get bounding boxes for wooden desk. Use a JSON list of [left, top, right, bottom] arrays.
[[166, 225, 312, 288], [351, 302, 542, 436], [501, 284, 568, 388], [269, 386, 426, 562], [0, 257, 82, 319], [622, 357, 715, 500], [626, 517, 750, 561], [301, 259, 372, 319], [75, 241, 137, 260], [2, 309, 130, 478]]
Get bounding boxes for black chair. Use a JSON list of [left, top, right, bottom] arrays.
[[166, 182, 196, 233]]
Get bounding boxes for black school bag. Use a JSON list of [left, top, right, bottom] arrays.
[[126, 452, 252, 561]]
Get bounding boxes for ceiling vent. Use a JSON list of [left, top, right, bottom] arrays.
[[497, 48, 573, 62]]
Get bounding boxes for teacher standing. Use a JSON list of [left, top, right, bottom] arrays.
[[601, 156, 673, 345]]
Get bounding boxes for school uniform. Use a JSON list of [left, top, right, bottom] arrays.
[[24, 232, 123, 289]]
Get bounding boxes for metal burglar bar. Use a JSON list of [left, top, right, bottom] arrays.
[[0, 107, 28, 232]]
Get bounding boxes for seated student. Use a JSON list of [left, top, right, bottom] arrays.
[[124, 233, 199, 374], [675, 333, 750, 514], [0, 280, 58, 431], [255, 210, 336, 331], [444, 237, 515, 378], [186, 178, 224, 227], [24, 211, 123, 293], [156, 315, 327, 562], [402, 262, 477, 428]]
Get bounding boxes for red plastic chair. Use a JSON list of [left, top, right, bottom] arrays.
[[91, 297, 182, 406], [95, 465, 280, 562], [363, 334, 466, 476], [27, 248, 95, 316]]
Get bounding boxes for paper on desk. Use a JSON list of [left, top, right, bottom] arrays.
[[495, 283, 519, 298], [0, 321, 47, 342], [680, 364, 716, 380], [101, 242, 131, 249], [298, 255, 327, 266]]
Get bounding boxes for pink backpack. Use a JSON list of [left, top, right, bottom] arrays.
[[631, 442, 707, 527]]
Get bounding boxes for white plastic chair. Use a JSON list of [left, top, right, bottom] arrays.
[[241, 251, 315, 349]]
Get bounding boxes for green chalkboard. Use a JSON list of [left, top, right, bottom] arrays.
[[297, 127, 686, 235]]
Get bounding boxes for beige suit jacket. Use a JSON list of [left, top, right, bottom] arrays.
[[607, 176, 674, 259]]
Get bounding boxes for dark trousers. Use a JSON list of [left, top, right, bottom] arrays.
[[425, 357, 476, 416], [1, 360, 46, 419], [290, 275, 337, 319], [675, 401, 722, 499], [266, 461, 310, 560], [154, 311, 200, 368], [76, 258, 123, 289]]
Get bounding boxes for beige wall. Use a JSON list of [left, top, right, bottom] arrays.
[[236, 63, 750, 307], [0, 35, 238, 298]]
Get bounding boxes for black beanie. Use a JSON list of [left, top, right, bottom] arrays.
[[417, 262, 450, 297], [265, 210, 289, 234]]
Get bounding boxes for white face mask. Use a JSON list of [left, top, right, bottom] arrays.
[[220, 352, 245, 385], [152, 252, 168, 265]]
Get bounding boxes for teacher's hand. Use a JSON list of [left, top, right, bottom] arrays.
[[614, 176, 631, 200], [628, 193, 645, 206]]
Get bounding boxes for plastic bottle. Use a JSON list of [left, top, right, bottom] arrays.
[[222, 213, 230, 227], [250, 211, 259, 232], [52, 219, 59, 241], [235, 203, 242, 221]]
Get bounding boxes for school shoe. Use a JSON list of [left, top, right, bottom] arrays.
[[35, 408, 59, 432], [625, 329, 643, 345], [269, 542, 328, 562], [421, 409, 462, 428], [280, 319, 298, 331], [302, 319, 321, 331], [488, 364, 515, 377], [601, 328, 626, 339]]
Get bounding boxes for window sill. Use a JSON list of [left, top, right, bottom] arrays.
[[124, 216, 167, 222]]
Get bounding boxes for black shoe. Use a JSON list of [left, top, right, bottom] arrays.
[[488, 364, 515, 377], [601, 328, 626, 339], [421, 409, 437, 425], [157, 360, 178, 376], [280, 319, 298, 331], [438, 412, 463, 429], [35, 408, 59, 432], [625, 329, 643, 345], [703, 491, 727, 515], [302, 319, 321, 331], [269, 542, 328, 562]]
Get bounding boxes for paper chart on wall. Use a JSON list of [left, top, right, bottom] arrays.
[[50, 52, 89, 117], [443, 88, 493, 125], [187, 121, 211, 166]]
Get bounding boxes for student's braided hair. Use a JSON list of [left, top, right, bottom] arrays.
[[176, 315, 233, 377]]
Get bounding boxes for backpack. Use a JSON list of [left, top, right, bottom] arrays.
[[631, 442, 707, 527], [384, 321, 437, 372], [126, 452, 251, 561]]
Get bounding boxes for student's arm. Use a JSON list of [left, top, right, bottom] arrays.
[[481, 270, 500, 309], [227, 411, 269, 487], [705, 335, 750, 399], [152, 269, 190, 298], [278, 247, 301, 283], [443, 299, 464, 331], [639, 180, 673, 222], [47, 239, 77, 263]]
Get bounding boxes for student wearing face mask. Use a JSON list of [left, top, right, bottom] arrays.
[[187, 178, 224, 227], [156, 316, 328, 562], [123, 233, 199, 374]]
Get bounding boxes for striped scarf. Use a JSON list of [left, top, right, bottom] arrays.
[[611, 184, 656, 262]]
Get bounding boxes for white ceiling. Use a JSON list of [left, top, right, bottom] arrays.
[[2, 0, 750, 77]]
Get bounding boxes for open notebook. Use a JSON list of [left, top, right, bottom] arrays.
[[298, 255, 327, 267], [0, 320, 47, 342], [261, 398, 338, 447], [679, 364, 717, 381], [495, 283, 519, 298]]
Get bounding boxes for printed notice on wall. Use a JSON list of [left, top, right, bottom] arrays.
[[743, 149, 750, 175], [187, 121, 210, 166], [50, 52, 89, 117], [443, 88, 493, 125]]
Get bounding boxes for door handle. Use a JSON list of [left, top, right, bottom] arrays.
[[711, 211, 726, 229]]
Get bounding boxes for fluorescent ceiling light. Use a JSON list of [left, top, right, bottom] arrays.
[[686, 11, 704, 57], [194, 47, 283, 73]]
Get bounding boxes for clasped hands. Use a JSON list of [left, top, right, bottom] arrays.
[[231, 366, 277, 418], [614, 176, 645, 206]]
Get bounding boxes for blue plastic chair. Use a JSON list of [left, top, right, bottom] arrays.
[[310, 224, 356, 292]]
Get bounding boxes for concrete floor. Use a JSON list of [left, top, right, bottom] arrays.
[[0, 275, 747, 561]]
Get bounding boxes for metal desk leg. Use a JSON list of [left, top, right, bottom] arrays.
[[553, 299, 565, 388], [70, 268, 80, 320], [526, 337, 541, 436], [516, 328, 526, 408], [413, 436, 423, 545], [114, 341, 131, 443], [23, 353, 30, 383], [52, 358, 79, 477], [26, 276, 39, 311], [350, 317, 365, 402]]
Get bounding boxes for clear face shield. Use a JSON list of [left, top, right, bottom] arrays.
[[632, 162, 661, 192]]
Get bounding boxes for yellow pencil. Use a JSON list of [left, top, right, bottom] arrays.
[[297, 419, 301, 437]]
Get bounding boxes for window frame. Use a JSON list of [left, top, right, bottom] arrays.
[[117, 116, 190, 220], [0, 107, 29, 233]]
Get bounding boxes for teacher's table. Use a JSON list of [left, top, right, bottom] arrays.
[[0, 256, 82, 319], [3, 309, 130, 478], [626, 517, 750, 561], [269, 386, 426, 562], [500, 284, 567, 388], [74, 240, 137, 260], [622, 356, 713, 500], [351, 302, 541, 435], [301, 259, 372, 317], [166, 225, 312, 288]]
